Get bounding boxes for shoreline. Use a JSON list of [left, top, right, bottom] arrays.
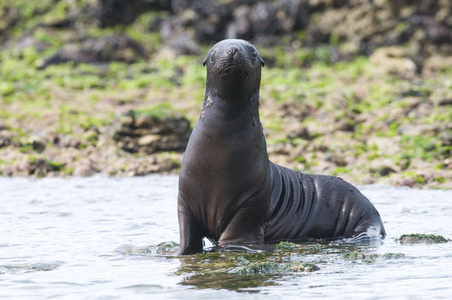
[[1, 54, 451, 189], [1, 1, 451, 189]]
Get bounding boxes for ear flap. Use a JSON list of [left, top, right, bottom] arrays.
[[203, 56, 207, 66], [260, 57, 265, 67]]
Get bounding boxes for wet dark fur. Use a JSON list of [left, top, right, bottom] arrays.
[[177, 39, 386, 255]]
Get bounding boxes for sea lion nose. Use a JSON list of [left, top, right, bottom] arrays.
[[227, 46, 239, 58]]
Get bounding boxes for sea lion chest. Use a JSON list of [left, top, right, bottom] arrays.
[[178, 103, 270, 241]]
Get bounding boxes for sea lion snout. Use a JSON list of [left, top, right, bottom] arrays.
[[223, 46, 241, 68], [226, 45, 239, 59], [216, 44, 249, 77], [219, 43, 259, 69]]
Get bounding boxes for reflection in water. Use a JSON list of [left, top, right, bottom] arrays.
[[174, 242, 388, 291], [181, 270, 276, 291], [178, 251, 279, 291]]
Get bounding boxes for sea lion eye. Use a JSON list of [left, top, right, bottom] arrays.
[[251, 51, 257, 60]]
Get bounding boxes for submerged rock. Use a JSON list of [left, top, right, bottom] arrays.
[[287, 263, 320, 272], [344, 251, 406, 262]]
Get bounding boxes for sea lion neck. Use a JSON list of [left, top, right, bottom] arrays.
[[201, 88, 260, 122]]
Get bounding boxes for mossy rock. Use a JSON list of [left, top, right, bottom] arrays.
[[398, 234, 450, 244], [344, 251, 379, 262], [273, 241, 296, 250], [344, 251, 406, 263], [230, 261, 284, 275], [287, 262, 320, 272], [230, 261, 320, 275], [382, 253, 406, 259]]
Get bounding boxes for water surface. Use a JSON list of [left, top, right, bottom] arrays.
[[1, 176, 451, 299]]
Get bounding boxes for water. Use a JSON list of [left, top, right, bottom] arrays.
[[0, 175, 451, 299]]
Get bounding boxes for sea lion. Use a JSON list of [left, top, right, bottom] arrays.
[[177, 39, 386, 255]]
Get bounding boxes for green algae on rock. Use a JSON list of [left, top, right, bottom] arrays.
[[399, 234, 451, 244], [382, 253, 406, 259], [176, 245, 321, 291], [344, 251, 406, 264]]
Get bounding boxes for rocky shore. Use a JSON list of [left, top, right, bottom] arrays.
[[0, 0, 451, 188]]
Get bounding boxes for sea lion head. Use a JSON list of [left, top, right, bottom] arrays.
[[203, 39, 265, 99]]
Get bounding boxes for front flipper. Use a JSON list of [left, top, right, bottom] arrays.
[[178, 208, 204, 255], [217, 243, 273, 253], [216, 206, 270, 252]]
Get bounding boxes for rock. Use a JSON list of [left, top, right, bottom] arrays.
[[37, 34, 146, 69], [397, 124, 440, 135], [29, 136, 46, 153], [167, 0, 233, 44], [157, 156, 181, 173], [161, 18, 202, 55], [73, 162, 96, 177], [287, 127, 311, 140], [226, 2, 281, 40], [398, 177, 417, 188], [113, 109, 191, 154], [11, 35, 51, 53], [118, 155, 180, 176], [225, 5, 252, 40], [165, 0, 307, 46], [439, 99, 452, 106], [24, 158, 53, 177], [57, 136, 82, 149], [288, 263, 320, 273], [335, 117, 356, 132], [407, 102, 433, 119], [304, 1, 452, 56], [267, 143, 292, 156], [400, 89, 432, 98], [440, 131, 452, 146], [165, 34, 201, 56], [399, 234, 450, 244], [422, 55, 452, 75], [323, 153, 347, 167], [137, 134, 160, 147], [83, 129, 99, 144], [0, 120, 8, 131], [367, 137, 401, 156], [87, 0, 170, 28], [370, 164, 397, 177], [418, 16, 452, 45], [370, 47, 417, 78], [0, 135, 11, 148]]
